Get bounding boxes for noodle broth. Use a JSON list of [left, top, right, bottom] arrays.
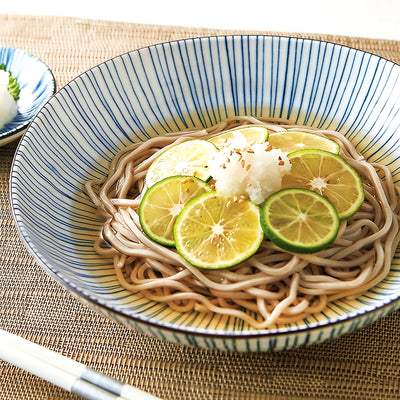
[[85, 116, 400, 331]]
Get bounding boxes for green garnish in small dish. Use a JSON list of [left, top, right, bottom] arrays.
[[0, 63, 20, 100]]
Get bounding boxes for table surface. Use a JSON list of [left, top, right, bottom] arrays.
[[1, 13, 400, 400]]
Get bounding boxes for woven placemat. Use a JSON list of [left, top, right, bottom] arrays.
[[1, 14, 400, 400]]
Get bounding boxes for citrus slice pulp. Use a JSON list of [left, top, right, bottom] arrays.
[[146, 139, 217, 188], [174, 192, 264, 269], [208, 125, 268, 148], [267, 131, 340, 154], [260, 188, 340, 253], [139, 175, 211, 246], [282, 149, 364, 220]]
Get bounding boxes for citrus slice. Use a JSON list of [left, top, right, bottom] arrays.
[[268, 131, 340, 154], [282, 149, 364, 220], [208, 125, 268, 148], [174, 192, 264, 269], [146, 139, 217, 188], [139, 175, 211, 246], [260, 188, 340, 253]]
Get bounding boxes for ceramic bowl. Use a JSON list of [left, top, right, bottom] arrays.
[[10, 36, 400, 351], [0, 46, 55, 146]]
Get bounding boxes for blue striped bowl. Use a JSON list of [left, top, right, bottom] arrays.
[[10, 36, 400, 351], [0, 46, 56, 146]]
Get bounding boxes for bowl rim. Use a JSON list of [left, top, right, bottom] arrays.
[[0, 45, 56, 146], [9, 34, 400, 340]]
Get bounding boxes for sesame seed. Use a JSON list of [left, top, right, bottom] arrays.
[[181, 177, 194, 184]]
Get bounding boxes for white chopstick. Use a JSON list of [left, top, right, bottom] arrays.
[[0, 329, 161, 400]]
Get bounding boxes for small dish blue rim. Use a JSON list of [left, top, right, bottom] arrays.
[[0, 46, 56, 146]]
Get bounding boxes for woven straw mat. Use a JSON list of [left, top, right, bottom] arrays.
[[0, 14, 400, 400]]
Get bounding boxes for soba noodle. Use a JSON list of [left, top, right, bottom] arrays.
[[85, 116, 400, 329]]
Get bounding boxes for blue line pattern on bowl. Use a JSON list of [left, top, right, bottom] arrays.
[[10, 36, 400, 351], [0, 46, 56, 143]]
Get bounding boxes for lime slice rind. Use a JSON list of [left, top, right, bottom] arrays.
[[174, 192, 264, 269], [145, 139, 217, 188], [139, 175, 211, 246], [283, 148, 365, 220], [260, 188, 340, 254], [268, 131, 340, 154], [208, 125, 268, 148]]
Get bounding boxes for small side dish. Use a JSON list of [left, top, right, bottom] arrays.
[[0, 64, 19, 129], [0, 46, 55, 146]]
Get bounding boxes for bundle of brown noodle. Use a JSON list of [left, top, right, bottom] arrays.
[[85, 116, 400, 329]]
